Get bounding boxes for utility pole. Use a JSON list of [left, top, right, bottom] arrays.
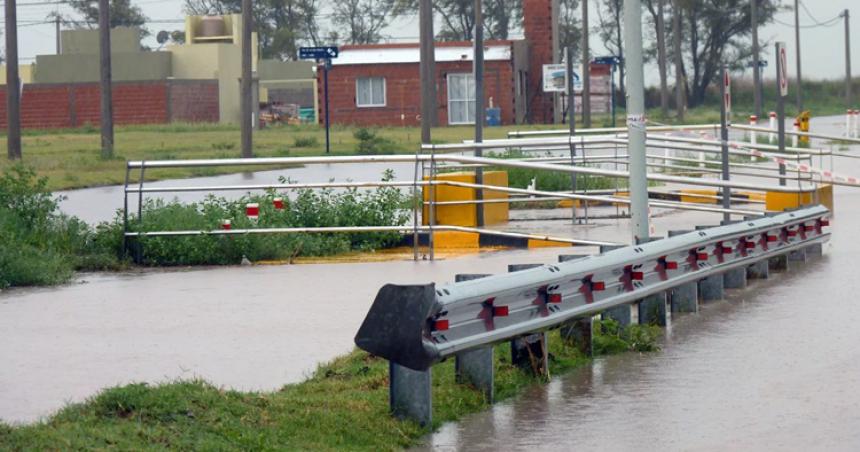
[[566, 46, 577, 224], [420, 0, 436, 144], [5, 0, 21, 160], [843, 9, 852, 107], [793, 0, 802, 112], [776, 42, 787, 186], [56, 16, 61, 54], [623, 0, 650, 243], [673, 0, 684, 121], [656, 0, 669, 118], [582, 0, 591, 128], [98, 0, 114, 159], [719, 66, 731, 223], [474, 0, 485, 227], [240, 0, 253, 158], [751, 0, 762, 118]]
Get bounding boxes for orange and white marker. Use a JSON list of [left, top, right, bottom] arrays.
[[221, 219, 232, 230], [749, 115, 758, 145], [768, 111, 777, 143], [273, 197, 284, 210]]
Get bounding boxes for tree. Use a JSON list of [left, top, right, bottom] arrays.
[[594, 0, 625, 99], [184, 0, 323, 60], [558, 0, 581, 58], [331, 0, 397, 44], [644, 0, 669, 116], [60, 0, 149, 36], [395, 0, 521, 41], [677, 0, 780, 107]]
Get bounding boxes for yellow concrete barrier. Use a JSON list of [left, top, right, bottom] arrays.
[[679, 188, 719, 204], [431, 231, 480, 249], [765, 184, 833, 212], [423, 171, 509, 227], [527, 238, 575, 248]]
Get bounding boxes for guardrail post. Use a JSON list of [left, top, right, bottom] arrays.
[[602, 304, 637, 326], [669, 282, 698, 313], [638, 292, 669, 326], [508, 264, 549, 375], [769, 254, 788, 271], [600, 244, 627, 253], [560, 317, 594, 357], [747, 260, 770, 279], [454, 274, 494, 402], [788, 248, 807, 262], [389, 362, 432, 427], [805, 243, 823, 257], [723, 267, 748, 289], [698, 274, 725, 302]]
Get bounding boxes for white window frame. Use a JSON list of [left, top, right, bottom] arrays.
[[447, 73, 476, 125], [355, 77, 386, 108]]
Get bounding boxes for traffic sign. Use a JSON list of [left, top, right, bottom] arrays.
[[723, 68, 732, 116], [594, 56, 622, 66], [299, 46, 339, 60], [776, 42, 788, 97]]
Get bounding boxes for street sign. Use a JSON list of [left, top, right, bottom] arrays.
[[594, 55, 622, 66], [543, 64, 582, 93], [723, 68, 732, 116], [299, 46, 339, 60], [777, 42, 788, 97]]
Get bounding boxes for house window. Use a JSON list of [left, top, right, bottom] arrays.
[[447, 73, 476, 125], [356, 77, 386, 107]]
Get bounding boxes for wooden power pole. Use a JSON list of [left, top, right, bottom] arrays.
[[241, 0, 253, 158], [582, 0, 591, 128], [99, 0, 114, 159]]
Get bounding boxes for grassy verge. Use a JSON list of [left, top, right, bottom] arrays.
[[0, 322, 660, 450]]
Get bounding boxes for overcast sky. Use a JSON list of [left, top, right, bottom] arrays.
[[5, 0, 857, 86]]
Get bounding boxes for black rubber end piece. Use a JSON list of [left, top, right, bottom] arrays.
[[354, 283, 440, 371]]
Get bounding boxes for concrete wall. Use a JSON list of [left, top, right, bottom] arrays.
[[0, 64, 35, 84], [318, 59, 515, 127], [258, 60, 314, 81], [34, 52, 172, 83], [0, 80, 219, 129], [61, 27, 141, 54]]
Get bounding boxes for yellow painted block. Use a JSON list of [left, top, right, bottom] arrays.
[[679, 188, 719, 204], [432, 231, 480, 249], [423, 171, 509, 227], [765, 190, 812, 211], [814, 184, 834, 213], [556, 199, 582, 208], [528, 239, 574, 248], [613, 191, 630, 207], [738, 191, 767, 202]]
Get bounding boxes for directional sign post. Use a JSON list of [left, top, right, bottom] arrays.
[[775, 42, 787, 185], [719, 66, 731, 222], [300, 46, 339, 154]]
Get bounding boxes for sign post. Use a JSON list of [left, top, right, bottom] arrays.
[[595, 56, 621, 127], [776, 42, 788, 186], [300, 46, 339, 154], [719, 66, 732, 222]]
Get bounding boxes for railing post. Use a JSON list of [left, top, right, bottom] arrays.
[[638, 292, 669, 326], [560, 317, 593, 357], [788, 248, 807, 262], [698, 274, 724, 302], [508, 264, 549, 375], [723, 267, 748, 289], [769, 254, 789, 271], [454, 274, 494, 402], [389, 362, 432, 427], [668, 282, 698, 313], [747, 260, 770, 279]]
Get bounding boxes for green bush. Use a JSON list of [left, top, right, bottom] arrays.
[[593, 318, 662, 355], [0, 165, 122, 288], [124, 170, 411, 266], [353, 128, 397, 155], [292, 136, 319, 148]]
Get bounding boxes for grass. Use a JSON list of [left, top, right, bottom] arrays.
[[0, 322, 660, 450]]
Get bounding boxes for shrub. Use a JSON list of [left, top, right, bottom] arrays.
[[292, 136, 319, 148], [354, 128, 397, 155]]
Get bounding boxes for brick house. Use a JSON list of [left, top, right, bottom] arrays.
[[317, 0, 560, 127]]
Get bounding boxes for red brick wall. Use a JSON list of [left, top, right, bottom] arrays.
[[523, 0, 555, 124], [169, 81, 219, 123], [0, 80, 219, 129], [318, 59, 515, 127]]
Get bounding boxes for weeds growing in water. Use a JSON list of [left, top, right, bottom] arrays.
[[593, 318, 662, 354]]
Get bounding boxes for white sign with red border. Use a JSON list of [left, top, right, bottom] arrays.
[[777, 42, 788, 97]]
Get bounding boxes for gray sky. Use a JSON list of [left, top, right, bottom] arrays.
[[5, 0, 858, 86]]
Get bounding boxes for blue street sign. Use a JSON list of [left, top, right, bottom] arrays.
[[594, 55, 622, 66], [299, 46, 339, 60]]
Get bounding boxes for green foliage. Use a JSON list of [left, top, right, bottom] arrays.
[[354, 128, 397, 155], [593, 318, 662, 355], [292, 136, 319, 148], [125, 170, 410, 266], [0, 165, 123, 288], [210, 141, 236, 151]]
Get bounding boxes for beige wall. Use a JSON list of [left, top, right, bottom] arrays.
[[34, 52, 171, 83], [61, 27, 141, 55], [0, 64, 35, 85]]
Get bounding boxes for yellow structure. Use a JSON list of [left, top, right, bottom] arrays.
[[796, 110, 811, 144], [422, 171, 509, 227], [679, 188, 720, 204], [765, 184, 833, 212], [0, 64, 35, 85]]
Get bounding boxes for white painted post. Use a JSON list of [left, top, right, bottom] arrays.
[[769, 111, 778, 143], [792, 120, 799, 147], [749, 115, 757, 144], [847, 109, 852, 137]]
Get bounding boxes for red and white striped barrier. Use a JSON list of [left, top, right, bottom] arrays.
[[749, 115, 758, 145], [221, 219, 232, 230], [246, 203, 260, 221], [273, 197, 284, 210]]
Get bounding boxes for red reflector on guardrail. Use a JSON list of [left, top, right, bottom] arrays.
[[820, 219, 830, 226], [631, 271, 644, 280], [786, 229, 798, 237], [433, 319, 449, 331], [745, 242, 756, 249], [592, 281, 606, 291], [273, 198, 284, 210], [665, 261, 679, 270], [803, 225, 815, 232], [493, 306, 509, 317], [548, 293, 563, 303], [721, 245, 733, 254], [766, 235, 778, 242], [697, 252, 709, 261]]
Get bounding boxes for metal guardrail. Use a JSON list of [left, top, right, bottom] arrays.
[[354, 205, 830, 372]]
